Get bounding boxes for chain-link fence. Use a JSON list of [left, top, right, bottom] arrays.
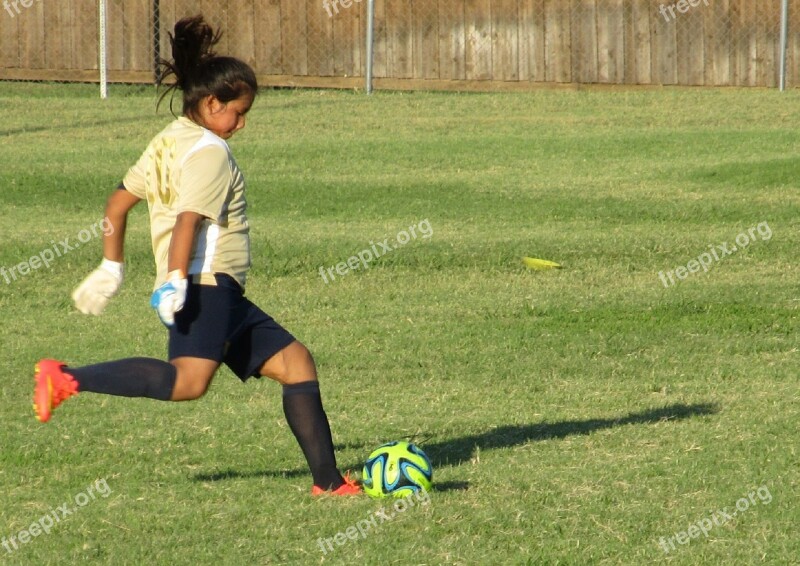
[[0, 1, 796, 92]]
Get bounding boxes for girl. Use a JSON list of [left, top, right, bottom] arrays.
[[33, 15, 360, 496]]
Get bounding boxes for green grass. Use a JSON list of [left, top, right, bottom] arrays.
[[1, 82, 798, 565]]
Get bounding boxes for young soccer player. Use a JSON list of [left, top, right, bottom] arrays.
[[33, 15, 360, 496]]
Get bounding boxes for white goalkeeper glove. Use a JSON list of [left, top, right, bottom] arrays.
[[72, 258, 125, 315], [150, 270, 188, 327]]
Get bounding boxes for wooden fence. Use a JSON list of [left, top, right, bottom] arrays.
[[0, 1, 797, 89]]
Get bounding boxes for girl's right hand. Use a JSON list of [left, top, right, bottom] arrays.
[[71, 258, 125, 315]]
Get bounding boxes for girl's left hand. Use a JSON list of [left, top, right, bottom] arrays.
[[150, 270, 188, 327]]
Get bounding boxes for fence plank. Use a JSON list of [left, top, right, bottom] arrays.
[[520, 0, 545, 81], [372, 0, 388, 77], [492, 0, 518, 81], [280, 0, 308, 75], [708, 0, 731, 85], [544, 0, 569, 82], [0, 4, 21, 68], [629, 0, 650, 84], [438, 0, 466, 80], [64, 0, 79, 69], [675, 2, 705, 85], [413, 0, 439, 79], [156, 0, 175, 70], [652, 1, 677, 84], [332, 0, 363, 77], [254, 0, 283, 75], [386, 0, 413, 79], [227, 0, 256, 67], [78, 1, 98, 73], [598, 0, 624, 83], [790, 0, 800, 88], [464, 0, 491, 80], [573, 0, 598, 83], [735, 0, 755, 85], [43, 1, 63, 69], [105, 1, 124, 71], [18, 1, 45, 69], [122, 0, 151, 72], [757, 1, 778, 87], [307, 0, 335, 76]]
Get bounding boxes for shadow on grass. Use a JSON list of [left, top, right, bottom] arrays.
[[424, 402, 719, 468], [432, 480, 470, 492], [192, 402, 718, 482], [193, 462, 371, 483], [0, 114, 156, 137], [193, 468, 309, 482]]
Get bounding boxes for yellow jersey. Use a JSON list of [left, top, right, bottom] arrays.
[[123, 117, 250, 289]]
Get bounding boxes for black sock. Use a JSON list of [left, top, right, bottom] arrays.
[[282, 380, 343, 490], [66, 358, 177, 401]]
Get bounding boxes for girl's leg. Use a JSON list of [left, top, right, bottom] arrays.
[[170, 357, 221, 400], [66, 358, 178, 399], [260, 341, 354, 493], [71, 356, 219, 401], [34, 356, 219, 422], [259, 339, 317, 383]]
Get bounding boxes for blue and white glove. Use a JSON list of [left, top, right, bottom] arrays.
[[150, 270, 188, 327]]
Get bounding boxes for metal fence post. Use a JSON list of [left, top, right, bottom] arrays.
[[366, 0, 375, 94], [780, 0, 790, 91], [153, 0, 161, 85], [99, 0, 108, 99]]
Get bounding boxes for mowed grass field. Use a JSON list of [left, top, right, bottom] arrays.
[[0, 82, 798, 565]]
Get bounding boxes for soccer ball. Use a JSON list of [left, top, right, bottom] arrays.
[[361, 441, 433, 498]]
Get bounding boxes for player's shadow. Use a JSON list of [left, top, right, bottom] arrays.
[[423, 402, 718, 469], [192, 402, 717, 484], [0, 114, 155, 137]]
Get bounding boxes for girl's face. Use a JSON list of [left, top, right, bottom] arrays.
[[195, 92, 254, 139]]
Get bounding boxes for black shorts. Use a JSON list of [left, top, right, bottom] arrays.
[[168, 274, 296, 381]]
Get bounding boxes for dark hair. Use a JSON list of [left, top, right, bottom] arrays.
[[157, 15, 258, 117]]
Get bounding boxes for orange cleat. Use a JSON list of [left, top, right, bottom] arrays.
[[312, 472, 362, 496], [33, 359, 78, 423]]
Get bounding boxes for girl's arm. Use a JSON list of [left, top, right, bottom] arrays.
[[167, 211, 205, 276], [150, 210, 204, 327], [103, 185, 142, 262], [72, 185, 141, 316]]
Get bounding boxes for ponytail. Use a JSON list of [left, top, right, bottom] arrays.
[[158, 15, 257, 117]]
